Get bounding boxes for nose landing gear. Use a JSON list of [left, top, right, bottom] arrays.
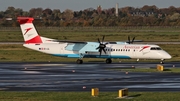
[[160, 59, 164, 64]]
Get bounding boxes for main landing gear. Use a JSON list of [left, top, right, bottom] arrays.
[[106, 58, 112, 64], [76, 59, 83, 64], [76, 58, 112, 64]]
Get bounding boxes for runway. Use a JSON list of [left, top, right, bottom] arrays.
[[0, 62, 180, 92]]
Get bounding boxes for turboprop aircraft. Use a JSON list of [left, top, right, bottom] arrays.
[[17, 17, 171, 64]]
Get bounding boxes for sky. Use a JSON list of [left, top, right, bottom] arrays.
[[0, 0, 180, 11]]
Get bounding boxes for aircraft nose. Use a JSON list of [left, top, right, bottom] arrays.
[[167, 54, 172, 59], [164, 53, 172, 59]]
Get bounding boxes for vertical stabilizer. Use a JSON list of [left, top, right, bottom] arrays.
[[17, 17, 42, 44]]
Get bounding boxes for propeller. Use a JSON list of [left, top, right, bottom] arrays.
[[127, 36, 135, 44], [96, 36, 108, 56]]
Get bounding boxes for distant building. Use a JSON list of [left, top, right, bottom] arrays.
[[130, 11, 154, 17], [116, 3, 119, 17], [97, 5, 102, 14]]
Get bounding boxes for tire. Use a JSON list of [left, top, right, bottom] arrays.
[[106, 58, 112, 64], [76, 59, 83, 64], [160, 61, 164, 64]]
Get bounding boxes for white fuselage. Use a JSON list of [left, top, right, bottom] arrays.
[[23, 43, 171, 60]]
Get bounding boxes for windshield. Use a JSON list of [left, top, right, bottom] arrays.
[[150, 47, 162, 50]]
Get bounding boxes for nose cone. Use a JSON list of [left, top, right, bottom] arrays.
[[165, 53, 172, 59], [157, 51, 172, 59], [162, 51, 172, 59]]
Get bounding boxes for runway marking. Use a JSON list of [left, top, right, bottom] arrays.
[[0, 88, 8, 90]]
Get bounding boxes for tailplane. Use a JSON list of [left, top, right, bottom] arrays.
[[17, 17, 57, 44]]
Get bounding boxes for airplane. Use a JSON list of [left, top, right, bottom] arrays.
[[17, 17, 172, 64]]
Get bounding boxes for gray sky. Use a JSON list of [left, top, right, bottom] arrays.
[[0, 0, 180, 11]]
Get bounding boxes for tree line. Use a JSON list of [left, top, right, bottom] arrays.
[[0, 5, 180, 27]]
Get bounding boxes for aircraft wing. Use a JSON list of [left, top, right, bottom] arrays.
[[53, 40, 87, 44], [127, 40, 143, 42], [104, 40, 143, 44], [65, 42, 99, 53], [54, 40, 142, 44]]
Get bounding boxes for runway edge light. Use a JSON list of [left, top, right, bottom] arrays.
[[91, 88, 99, 97]]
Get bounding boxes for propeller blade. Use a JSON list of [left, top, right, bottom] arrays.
[[96, 47, 100, 50], [102, 48, 106, 54], [98, 38, 101, 44], [132, 37, 135, 44], [99, 48, 102, 56], [128, 36, 130, 44], [102, 35, 105, 43]]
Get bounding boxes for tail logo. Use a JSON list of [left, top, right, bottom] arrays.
[[24, 28, 32, 35]]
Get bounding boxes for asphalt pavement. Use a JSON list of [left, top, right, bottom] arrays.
[[0, 62, 180, 92]]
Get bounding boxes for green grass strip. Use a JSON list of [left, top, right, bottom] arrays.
[[0, 91, 179, 101]]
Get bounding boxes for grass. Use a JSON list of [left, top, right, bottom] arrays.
[[0, 30, 180, 42], [0, 91, 180, 101]]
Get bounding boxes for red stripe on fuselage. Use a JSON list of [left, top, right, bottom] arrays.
[[25, 35, 42, 43]]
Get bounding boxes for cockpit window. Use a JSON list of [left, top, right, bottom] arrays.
[[150, 47, 162, 50], [156, 47, 162, 50]]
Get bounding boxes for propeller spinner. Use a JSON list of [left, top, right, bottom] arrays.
[[96, 36, 108, 56]]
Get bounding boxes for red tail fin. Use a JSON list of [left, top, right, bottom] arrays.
[[17, 17, 42, 44]]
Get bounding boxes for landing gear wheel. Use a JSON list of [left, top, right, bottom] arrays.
[[160, 59, 164, 64], [106, 58, 112, 64], [160, 61, 164, 64], [76, 59, 83, 64]]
